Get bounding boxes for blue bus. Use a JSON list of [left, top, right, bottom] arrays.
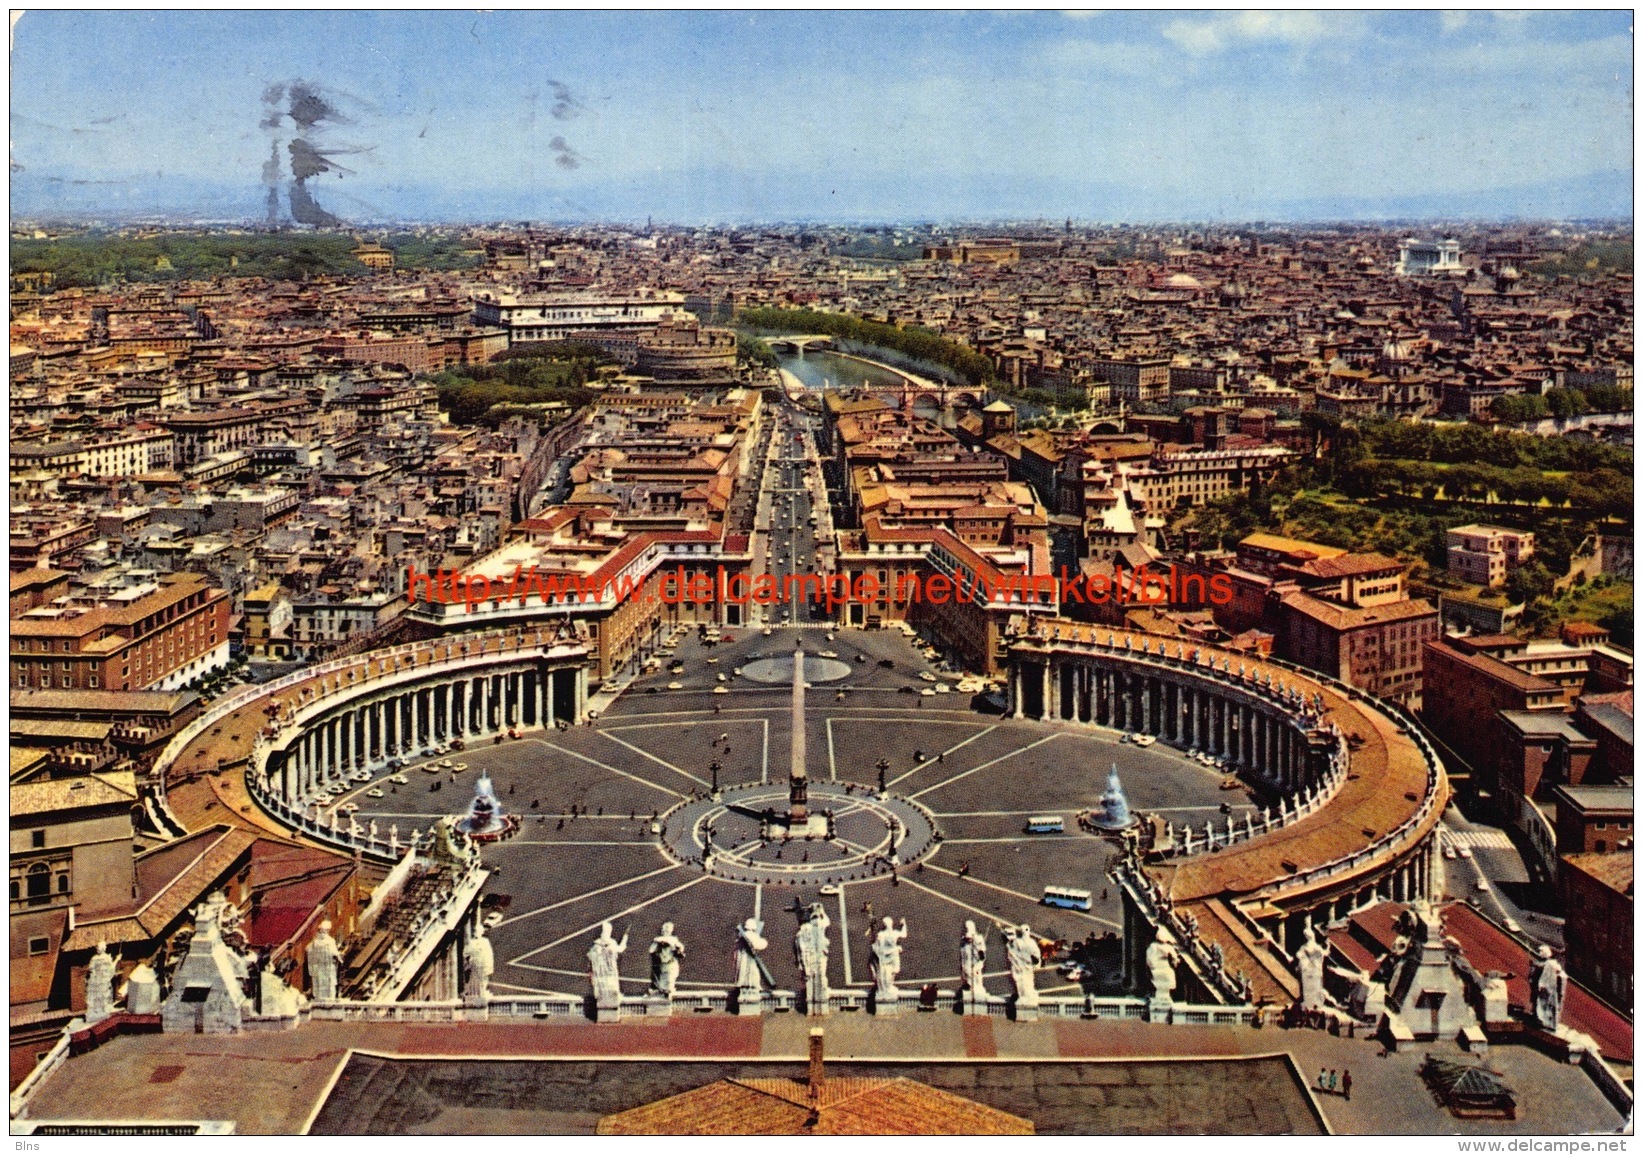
[[1041, 885, 1093, 911], [1024, 815, 1065, 834]]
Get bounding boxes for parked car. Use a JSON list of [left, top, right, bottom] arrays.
[[366, 787, 385, 799]]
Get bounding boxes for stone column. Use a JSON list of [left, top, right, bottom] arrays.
[[1039, 662, 1051, 721]]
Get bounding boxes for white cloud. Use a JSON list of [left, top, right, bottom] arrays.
[[1440, 11, 1469, 34], [1060, 10, 1103, 20], [1160, 10, 1337, 55]]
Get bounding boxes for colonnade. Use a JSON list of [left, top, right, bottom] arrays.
[[275, 662, 587, 803], [1008, 657, 1322, 793]]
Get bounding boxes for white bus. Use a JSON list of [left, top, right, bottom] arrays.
[[1041, 885, 1093, 911]]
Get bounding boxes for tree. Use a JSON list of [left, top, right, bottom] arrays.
[[1504, 562, 1555, 606], [1544, 388, 1588, 420]]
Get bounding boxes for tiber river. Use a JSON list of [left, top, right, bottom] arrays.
[[777, 349, 914, 392]]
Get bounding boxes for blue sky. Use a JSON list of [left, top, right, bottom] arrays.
[[10, 10, 1634, 222]]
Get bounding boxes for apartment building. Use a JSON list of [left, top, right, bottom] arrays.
[[10, 573, 231, 692], [1447, 523, 1536, 588]]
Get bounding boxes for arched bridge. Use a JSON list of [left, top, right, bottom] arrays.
[[763, 334, 835, 354]]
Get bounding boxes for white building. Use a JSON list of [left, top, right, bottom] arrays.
[[1395, 238, 1464, 276], [471, 292, 689, 347]]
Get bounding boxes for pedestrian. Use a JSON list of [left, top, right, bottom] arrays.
[[1317, 1068, 1328, 1093], [1341, 1070, 1352, 1101], [1327, 1070, 1338, 1095]]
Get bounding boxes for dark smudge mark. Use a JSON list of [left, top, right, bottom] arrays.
[[287, 81, 348, 131], [548, 80, 584, 122], [288, 178, 341, 227], [549, 136, 585, 170]]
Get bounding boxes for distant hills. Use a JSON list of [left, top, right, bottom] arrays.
[[10, 166, 1632, 227]]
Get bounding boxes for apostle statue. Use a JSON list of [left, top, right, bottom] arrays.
[[734, 917, 770, 1009], [1529, 944, 1568, 1032], [649, 922, 686, 998], [869, 917, 908, 1001], [959, 920, 988, 1003], [1145, 927, 1180, 1004], [1003, 923, 1042, 1008], [587, 921, 629, 1008], [794, 902, 832, 1012], [306, 920, 343, 1001], [1296, 919, 1330, 1010], [465, 922, 495, 1002], [86, 942, 118, 1022]]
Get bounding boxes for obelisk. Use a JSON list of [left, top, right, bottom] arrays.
[[789, 644, 808, 823]]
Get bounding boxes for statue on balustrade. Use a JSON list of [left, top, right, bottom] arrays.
[[587, 922, 629, 1008], [1145, 926, 1180, 1004], [794, 903, 832, 1012], [306, 920, 343, 1001], [648, 922, 686, 998], [869, 917, 908, 1002], [86, 942, 118, 1022], [1529, 944, 1567, 1032], [959, 920, 988, 1004], [465, 922, 495, 1002], [1002, 923, 1042, 1007]]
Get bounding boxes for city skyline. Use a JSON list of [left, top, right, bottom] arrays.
[[10, 9, 1635, 224]]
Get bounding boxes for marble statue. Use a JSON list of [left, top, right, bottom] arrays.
[[587, 921, 629, 1008], [1481, 970, 1510, 1023], [649, 922, 686, 998], [794, 903, 832, 1012], [465, 923, 495, 1002], [86, 942, 118, 1022], [960, 920, 988, 1004], [306, 920, 343, 1001], [1296, 919, 1330, 1010], [125, 963, 161, 1015], [1003, 924, 1042, 1008], [1529, 944, 1567, 1032], [1145, 927, 1181, 1004], [869, 917, 908, 1001], [735, 917, 770, 1013]]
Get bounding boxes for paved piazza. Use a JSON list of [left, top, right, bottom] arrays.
[[349, 626, 1258, 1001]]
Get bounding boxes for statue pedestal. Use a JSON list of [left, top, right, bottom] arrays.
[[1148, 998, 1174, 1023], [594, 998, 622, 1024], [962, 993, 991, 1017], [870, 990, 902, 1016], [644, 995, 675, 1017], [1011, 998, 1039, 1022], [736, 990, 763, 1017]]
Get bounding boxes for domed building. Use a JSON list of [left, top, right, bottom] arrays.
[[1379, 338, 1416, 378]]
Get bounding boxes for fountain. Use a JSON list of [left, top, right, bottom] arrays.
[[455, 771, 520, 843], [1090, 763, 1137, 831]]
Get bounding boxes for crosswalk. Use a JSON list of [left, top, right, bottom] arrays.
[[1447, 829, 1516, 851]]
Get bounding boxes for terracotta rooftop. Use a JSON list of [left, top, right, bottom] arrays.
[[596, 1074, 1034, 1135]]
